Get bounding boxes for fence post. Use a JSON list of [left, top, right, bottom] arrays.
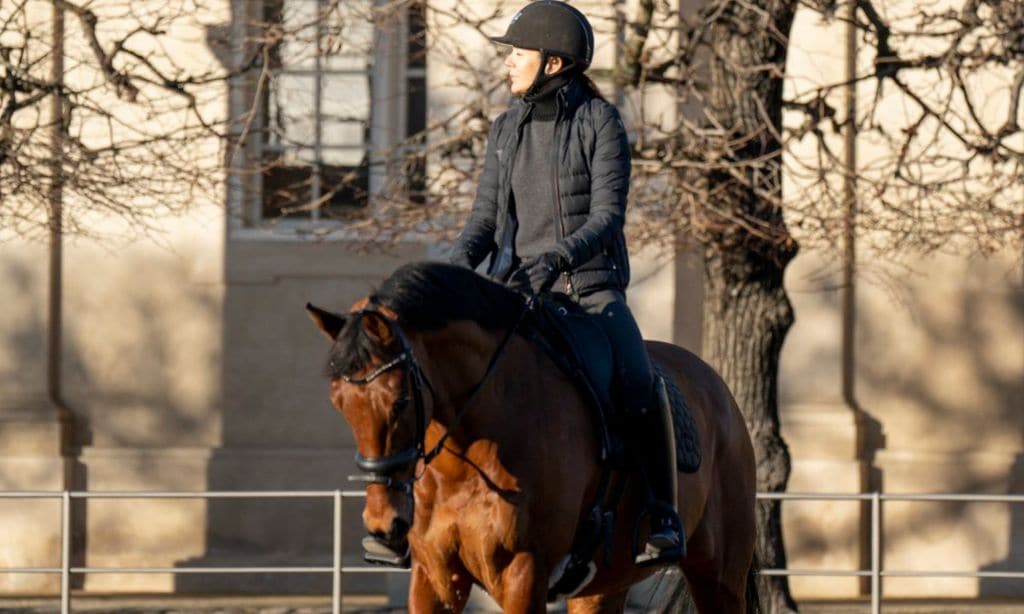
[[61, 491, 71, 614], [871, 492, 881, 614], [333, 490, 342, 614]]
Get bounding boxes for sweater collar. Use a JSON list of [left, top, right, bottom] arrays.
[[513, 75, 589, 120]]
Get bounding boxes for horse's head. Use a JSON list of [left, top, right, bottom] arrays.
[[307, 300, 428, 565], [306, 262, 530, 566]]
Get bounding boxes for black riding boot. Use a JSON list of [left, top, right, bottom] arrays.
[[633, 376, 686, 567]]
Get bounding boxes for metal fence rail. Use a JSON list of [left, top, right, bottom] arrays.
[[1, 490, 1022, 614]]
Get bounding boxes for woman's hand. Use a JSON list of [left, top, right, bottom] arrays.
[[511, 251, 568, 295]]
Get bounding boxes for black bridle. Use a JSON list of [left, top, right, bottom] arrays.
[[343, 303, 531, 497]]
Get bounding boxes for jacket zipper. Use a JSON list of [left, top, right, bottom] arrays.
[[552, 95, 573, 294]]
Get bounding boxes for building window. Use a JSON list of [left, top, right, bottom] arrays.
[[254, 0, 426, 225]]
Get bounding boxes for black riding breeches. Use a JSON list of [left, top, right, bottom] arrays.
[[576, 289, 655, 410]]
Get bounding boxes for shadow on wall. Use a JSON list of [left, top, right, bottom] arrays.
[[858, 265, 1024, 598], [0, 257, 88, 588], [59, 249, 225, 593], [978, 272, 1024, 596], [64, 278, 221, 452], [981, 455, 1024, 596], [177, 245, 378, 595], [0, 259, 47, 387]]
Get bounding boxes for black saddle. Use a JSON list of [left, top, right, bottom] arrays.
[[530, 293, 702, 600], [529, 294, 700, 473]]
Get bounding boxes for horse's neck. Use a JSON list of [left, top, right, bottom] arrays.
[[417, 323, 538, 448], [418, 322, 503, 417], [416, 322, 598, 477]]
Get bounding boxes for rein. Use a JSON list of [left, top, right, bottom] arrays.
[[343, 300, 532, 493], [422, 300, 531, 465]]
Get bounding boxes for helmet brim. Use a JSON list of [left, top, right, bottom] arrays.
[[489, 35, 528, 48]]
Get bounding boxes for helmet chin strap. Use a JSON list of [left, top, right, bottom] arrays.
[[523, 50, 551, 99]]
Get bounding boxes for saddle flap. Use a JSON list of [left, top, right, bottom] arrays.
[[532, 294, 615, 409]]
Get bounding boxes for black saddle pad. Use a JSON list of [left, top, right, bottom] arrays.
[[653, 361, 701, 474]]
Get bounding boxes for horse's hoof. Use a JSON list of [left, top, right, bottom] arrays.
[[361, 535, 411, 568]]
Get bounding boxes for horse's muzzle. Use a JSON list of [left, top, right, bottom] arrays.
[[362, 518, 411, 567]]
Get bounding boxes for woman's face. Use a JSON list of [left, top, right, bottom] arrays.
[[505, 47, 541, 95], [504, 47, 562, 96]]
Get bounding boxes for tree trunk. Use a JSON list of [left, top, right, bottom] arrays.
[[703, 242, 798, 614], [700, 1, 800, 612]]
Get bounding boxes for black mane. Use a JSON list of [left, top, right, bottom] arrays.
[[326, 262, 526, 379], [372, 261, 526, 331]]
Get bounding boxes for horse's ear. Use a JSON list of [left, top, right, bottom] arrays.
[[306, 303, 346, 341], [360, 311, 394, 345]]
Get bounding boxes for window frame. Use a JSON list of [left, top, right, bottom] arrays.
[[228, 0, 425, 238]]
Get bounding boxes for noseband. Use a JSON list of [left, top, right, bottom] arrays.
[[342, 303, 531, 497]]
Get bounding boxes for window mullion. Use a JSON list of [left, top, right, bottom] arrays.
[[310, 0, 324, 221]]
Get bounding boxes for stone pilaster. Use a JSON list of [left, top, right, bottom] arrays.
[[781, 403, 871, 598], [0, 397, 74, 593]]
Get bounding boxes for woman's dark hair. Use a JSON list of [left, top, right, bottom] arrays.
[[579, 73, 605, 102]]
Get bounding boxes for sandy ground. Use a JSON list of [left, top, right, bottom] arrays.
[[0, 595, 1022, 614]]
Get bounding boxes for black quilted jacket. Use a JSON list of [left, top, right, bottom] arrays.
[[451, 77, 632, 295]]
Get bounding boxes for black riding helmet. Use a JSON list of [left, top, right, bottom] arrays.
[[491, 1, 595, 96]]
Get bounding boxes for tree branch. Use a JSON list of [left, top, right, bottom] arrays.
[[613, 0, 653, 88]]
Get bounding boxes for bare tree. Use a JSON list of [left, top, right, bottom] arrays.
[[0, 0, 261, 239]]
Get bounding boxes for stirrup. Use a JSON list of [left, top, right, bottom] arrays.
[[635, 529, 685, 567], [633, 503, 686, 567]]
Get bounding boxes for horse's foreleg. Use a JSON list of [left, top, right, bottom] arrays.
[[495, 552, 547, 614], [566, 589, 629, 614], [408, 562, 472, 613]]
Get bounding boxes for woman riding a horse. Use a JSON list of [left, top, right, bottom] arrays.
[[448, 0, 684, 566], [306, 2, 758, 611]]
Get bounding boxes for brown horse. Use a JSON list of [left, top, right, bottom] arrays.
[[307, 262, 757, 613]]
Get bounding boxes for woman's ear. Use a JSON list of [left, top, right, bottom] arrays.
[[545, 55, 564, 75]]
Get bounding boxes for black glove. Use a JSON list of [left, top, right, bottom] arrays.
[[506, 266, 533, 295], [515, 251, 569, 295]]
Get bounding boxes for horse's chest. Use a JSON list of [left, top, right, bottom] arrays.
[[431, 490, 516, 547], [412, 486, 520, 587]]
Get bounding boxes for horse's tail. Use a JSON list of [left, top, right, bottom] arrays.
[[746, 551, 762, 614]]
